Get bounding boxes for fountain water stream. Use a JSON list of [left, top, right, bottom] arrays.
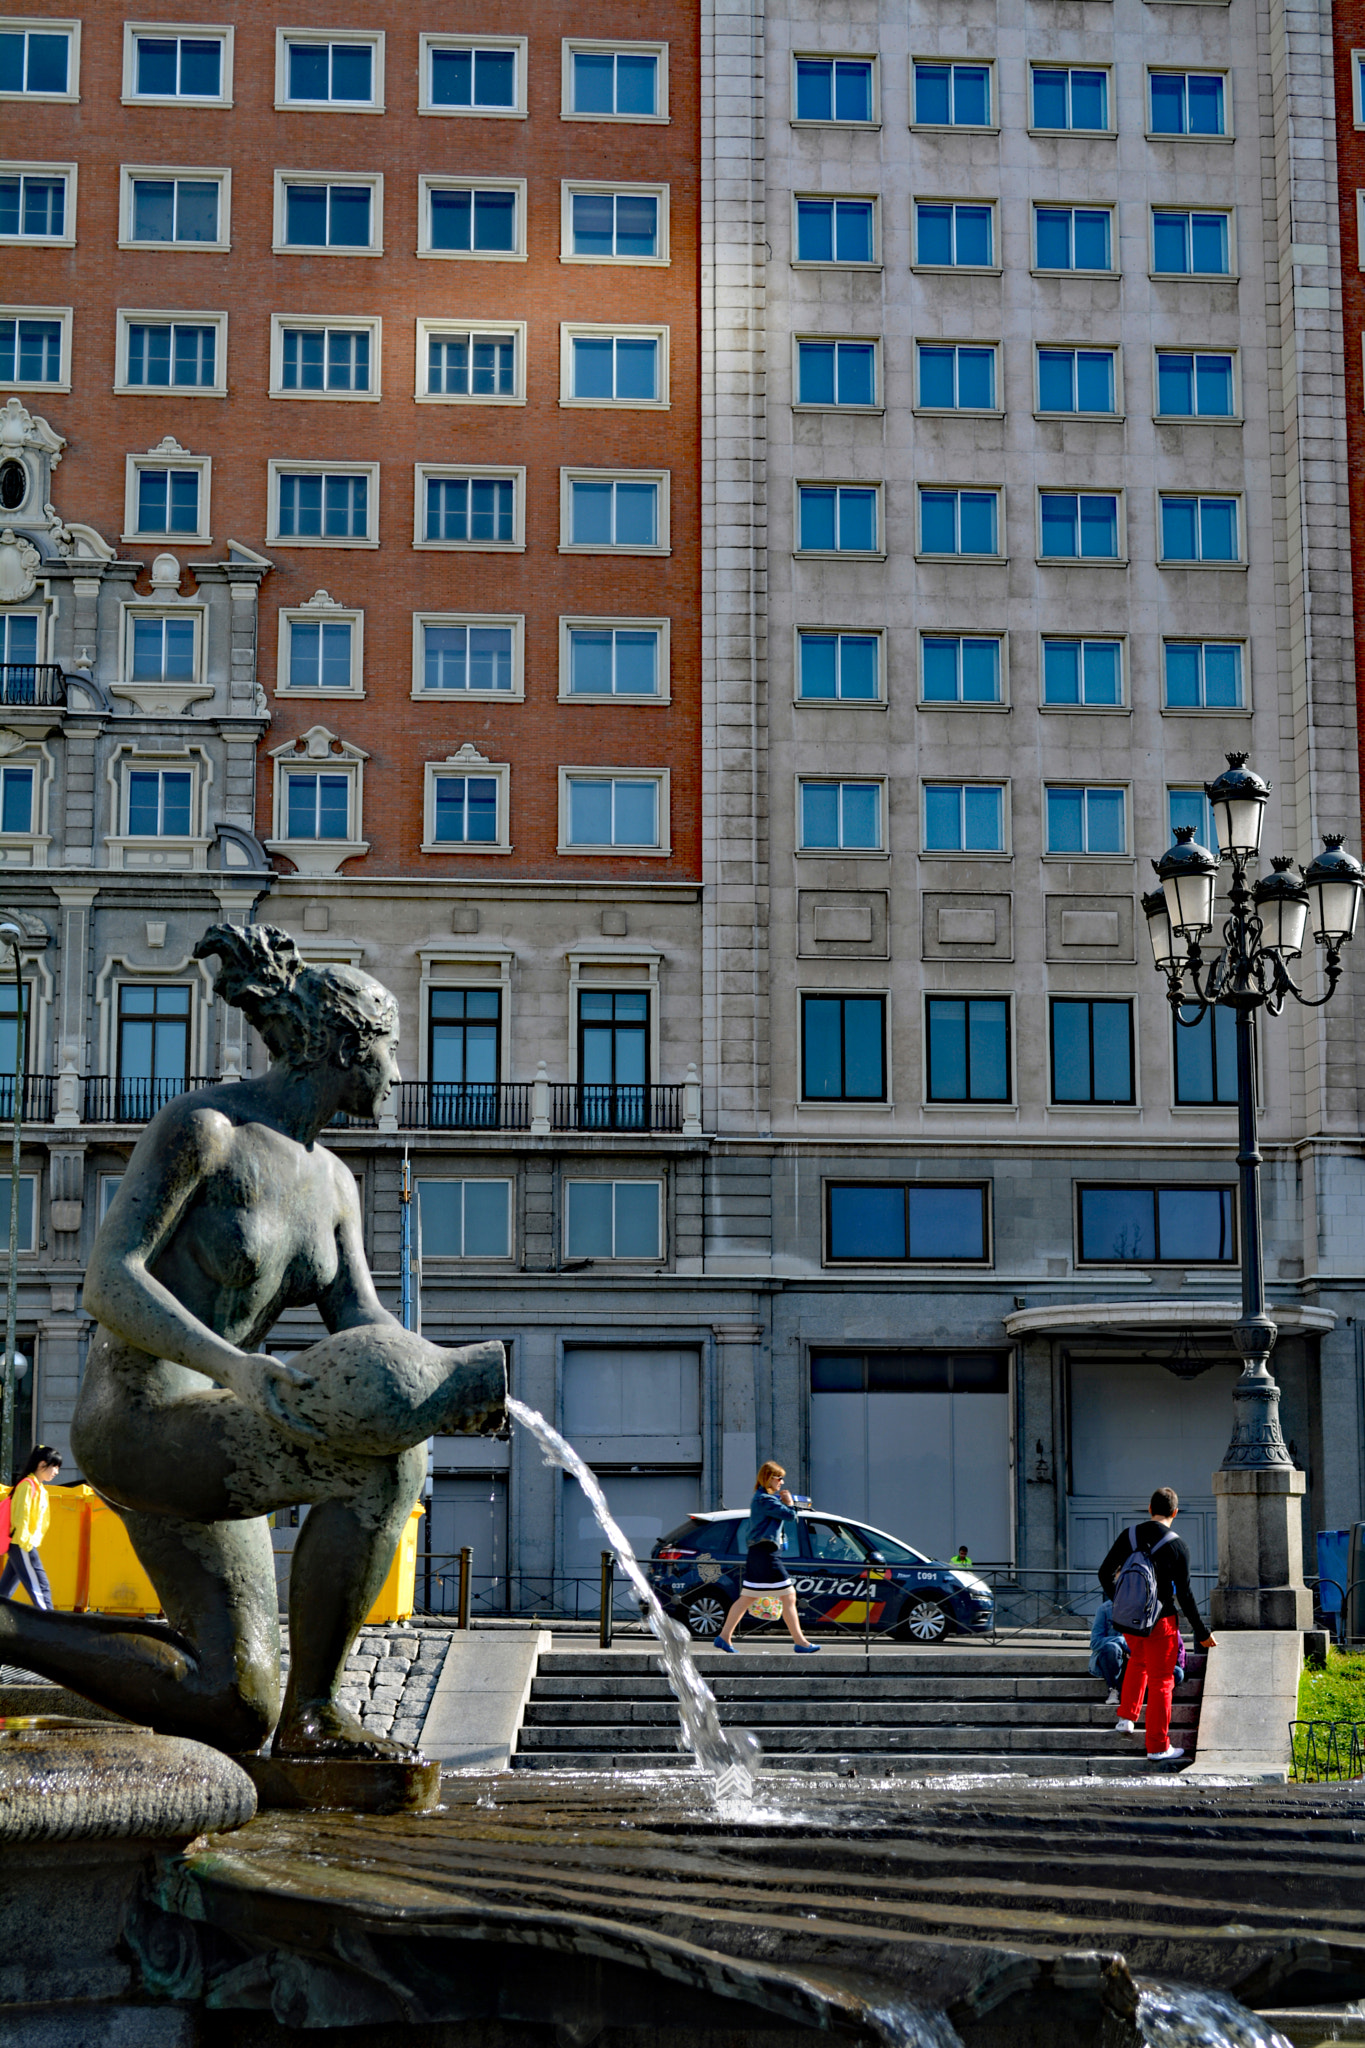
[[508, 1397, 761, 1801]]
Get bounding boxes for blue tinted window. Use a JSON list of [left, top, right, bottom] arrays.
[[1032, 67, 1108, 129], [918, 343, 994, 408], [1037, 348, 1115, 413], [1160, 496, 1238, 562], [926, 997, 1010, 1102], [1162, 640, 1242, 708], [1078, 1184, 1234, 1260], [826, 1189, 991, 1262], [433, 46, 518, 108], [1150, 71, 1224, 135], [802, 996, 886, 1101], [921, 637, 1001, 703], [1156, 350, 1234, 416], [797, 339, 876, 405], [797, 58, 873, 122], [1036, 207, 1110, 270], [796, 198, 875, 263], [1153, 210, 1229, 274], [827, 1185, 908, 1260], [0, 317, 61, 383], [1173, 1001, 1238, 1104], [913, 62, 990, 125], [0, 28, 69, 93], [1042, 640, 1121, 706], [797, 632, 879, 700], [1051, 999, 1134, 1104], [1039, 492, 1118, 559]]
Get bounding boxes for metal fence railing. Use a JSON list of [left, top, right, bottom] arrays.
[[82, 1075, 218, 1122], [395, 1080, 532, 1131], [0, 1074, 54, 1121], [1306, 1575, 1365, 1645], [1289, 1720, 1365, 1781], [550, 1083, 683, 1133], [0, 663, 65, 708]]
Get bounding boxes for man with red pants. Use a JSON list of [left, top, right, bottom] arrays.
[[1097, 1487, 1217, 1763]]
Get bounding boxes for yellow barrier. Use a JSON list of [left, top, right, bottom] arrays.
[[366, 1504, 423, 1625]]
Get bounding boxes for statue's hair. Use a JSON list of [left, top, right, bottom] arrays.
[[193, 922, 397, 1071]]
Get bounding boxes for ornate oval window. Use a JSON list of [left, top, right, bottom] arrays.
[[0, 462, 26, 513]]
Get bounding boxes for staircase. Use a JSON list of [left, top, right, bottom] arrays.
[[513, 1641, 1206, 1775]]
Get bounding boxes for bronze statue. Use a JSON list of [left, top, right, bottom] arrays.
[[0, 925, 505, 1757]]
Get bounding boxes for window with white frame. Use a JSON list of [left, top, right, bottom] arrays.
[[565, 1180, 662, 1260], [126, 764, 194, 837], [417, 468, 524, 550], [0, 612, 40, 669], [1034, 204, 1112, 271], [1155, 349, 1235, 417], [419, 321, 523, 401], [278, 599, 363, 694], [1163, 639, 1244, 708], [0, 1173, 36, 1253], [0, 306, 67, 387], [421, 178, 523, 258], [564, 41, 666, 119], [282, 769, 352, 842], [275, 174, 379, 253], [121, 167, 226, 247], [796, 196, 878, 264], [1159, 494, 1240, 564], [269, 463, 377, 545], [416, 1179, 513, 1259], [915, 200, 993, 267], [424, 757, 509, 850], [922, 782, 1007, 853], [267, 731, 366, 867], [277, 31, 382, 110], [918, 486, 999, 557], [1042, 638, 1124, 706], [1168, 785, 1219, 850], [1152, 208, 1231, 275], [1149, 70, 1226, 135], [562, 471, 668, 552], [796, 483, 880, 554], [118, 311, 225, 393], [0, 19, 76, 97], [1045, 784, 1127, 855], [1031, 67, 1109, 131], [563, 183, 667, 262], [0, 164, 74, 242], [1039, 490, 1121, 561], [422, 36, 525, 115], [0, 762, 35, 834], [912, 60, 989, 127], [920, 635, 1003, 704], [562, 773, 666, 851], [562, 619, 667, 699], [796, 337, 878, 408], [127, 611, 199, 684], [1355, 50, 1365, 126], [916, 340, 996, 410], [124, 25, 228, 103], [125, 448, 210, 540], [798, 779, 883, 851], [415, 615, 522, 696], [271, 316, 378, 397], [1037, 346, 1117, 414], [562, 325, 666, 405], [797, 629, 881, 702]]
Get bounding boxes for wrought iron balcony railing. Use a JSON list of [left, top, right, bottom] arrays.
[[0, 1074, 54, 1121], [550, 1083, 683, 1133], [0, 663, 65, 708], [83, 1076, 218, 1123], [395, 1081, 531, 1132]]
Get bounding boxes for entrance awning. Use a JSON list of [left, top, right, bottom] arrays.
[[1003, 1300, 1335, 1340]]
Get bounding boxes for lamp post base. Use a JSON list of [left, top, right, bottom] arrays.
[[1211, 1466, 1312, 1631]]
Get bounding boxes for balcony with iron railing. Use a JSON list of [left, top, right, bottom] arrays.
[[0, 664, 65, 709], [394, 1081, 531, 1131], [550, 1083, 683, 1133], [0, 1074, 54, 1121], [83, 1075, 219, 1124]]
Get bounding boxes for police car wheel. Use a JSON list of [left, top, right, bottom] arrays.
[[684, 1591, 729, 1639], [900, 1598, 949, 1643]]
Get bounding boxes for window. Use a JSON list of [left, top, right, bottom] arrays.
[[579, 990, 649, 1112], [1050, 998, 1134, 1104], [564, 621, 665, 699], [1163, 639, 1243, 708], [423, 180, 522, 258], [121, 316, 222, 393], [1159, 495, 1239, 563], [274, 320, 376, 397], [913, 61, 990, 126], [917, 342, 996, 410], [563, 775, 664, 850], [0, 1170, 35, 1252], [1152, 209, 1230, 275], [1037, 347, 1116, 414], [1173, 1002, 1238, 1105], [825, 1183, 989, 1263], [796, 338, 878, 408], [915, 201, 993, 267], [420, 469, 521, 549], [565, 1181, 662, 1260], [795, 197, 876, 264], [417, 617, 519, 696], [430, 772, 500, 845], [1039, 491, 1120, 560], [285, 771, 351, 841], [279, 33, 381, 109], [278, 176, 377, 253], [0, 613, 38, 667], [126, 458, 208, 540], [0, 309, 65, 387], [1155, 350, 1234, 416], [1045, 785, 1127, 855], [921, 636, 1002, 704], [424, 37, 523, 115], [130, 615, 196, 683], [0, 764, 33, 833], [802, 994, 886, 1102], [126, 28, 225, 102], [123, 169, 224, 248], [1, 21, 73, 97], [0, 982, 27, 1101], [1149, 71, 1225, 135], [416, 1181, 511, 1260], [1031, 68, 1109, 130], [563, 471, 666, 552], [1034, 205, 1111, 271], [919, 488, 999, 557], [926, 997, 1010, 1103], [281, 608, 360, 694], [799, 780, 883, 850], [797, 484, 879, 555], [564, 184, 666, 261], [1042, 639, 1122, 707], [797, 630, 881, 702], [797, 56, 876, 123], [564, 327, 664, 405], [429, 989, 500, 1095], [1167, 786, 1219, 851], [117, 984, 191, 1098], [270, 464, 376, 545], [127, 767, 193, 836], [0, 166, 72, 241], [1077, 1183, 1235, 1262], [566, 42, 664, 120], [923, 783, 1005, 853]]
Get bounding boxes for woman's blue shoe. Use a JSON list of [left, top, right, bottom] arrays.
[[794, 1643, 821, 1654], [714, 1637, 738, 1653]]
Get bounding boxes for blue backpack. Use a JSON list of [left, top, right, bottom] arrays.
[[1110, 1524, 1176, 1637]]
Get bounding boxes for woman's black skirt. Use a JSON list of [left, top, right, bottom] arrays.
[[741, 1542, 791, 1592]]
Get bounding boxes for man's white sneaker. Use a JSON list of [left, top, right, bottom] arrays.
[[1114, 1718, 1135, 1732], [1104, 1688, 1120, 1706], [1148, 1745, 1186, 1762]]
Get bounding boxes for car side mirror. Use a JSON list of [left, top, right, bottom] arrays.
[[869, 1551, 885, 1563]]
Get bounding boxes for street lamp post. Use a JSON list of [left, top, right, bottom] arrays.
[[1142, 754, 1365, 1630], [0, 918, 26, 1491]]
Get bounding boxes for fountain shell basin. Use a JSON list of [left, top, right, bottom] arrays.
[[265, 1330, 507, 1457], [0, 1716, 257, 1843]]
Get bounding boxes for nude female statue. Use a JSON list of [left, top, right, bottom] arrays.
[[0, 923, 506, 1757]]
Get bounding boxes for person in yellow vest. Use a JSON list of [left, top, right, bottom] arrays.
[[1, 1446, 62, 1611]]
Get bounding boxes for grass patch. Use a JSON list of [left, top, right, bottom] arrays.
[[1298, 1647, 1365, 1723]]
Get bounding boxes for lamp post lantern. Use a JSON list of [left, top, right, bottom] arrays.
[[1143, 754, 1365, 1630]]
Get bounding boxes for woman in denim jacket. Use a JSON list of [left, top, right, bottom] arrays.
[[715, 1461, 819, 1654]]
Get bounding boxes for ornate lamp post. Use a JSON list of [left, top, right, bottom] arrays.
[[1142, 754, 1365, 1629]]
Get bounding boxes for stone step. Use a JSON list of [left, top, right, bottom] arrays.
[[515, 1722, 1185, 1754], [537, 1650, 1100, 1677], [509, 1749, 1191, 1776], [528, 1674, 1203, 1704], [522, 1699, 1199, 1729]]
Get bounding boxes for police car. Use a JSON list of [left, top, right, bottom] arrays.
[[646, 1508, 994, 1642]]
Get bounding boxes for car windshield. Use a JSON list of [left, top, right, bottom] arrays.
[[850, 1523, 931, 1564], [656, 1517, 740, 1559]]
